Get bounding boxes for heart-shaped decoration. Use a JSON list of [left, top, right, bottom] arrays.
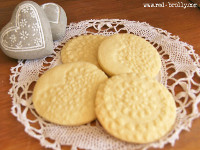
[[42, 3, 60, 24], [0, 1, 53, 59], [41, 3, 67, 41]]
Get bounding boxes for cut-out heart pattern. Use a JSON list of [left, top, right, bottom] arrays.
[[1, 3, 45, 52]]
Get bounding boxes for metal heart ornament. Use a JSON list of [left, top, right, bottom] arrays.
[[0, 1, 53, 59]]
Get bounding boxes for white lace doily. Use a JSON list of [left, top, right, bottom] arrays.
[[9, 19, 200, 150]]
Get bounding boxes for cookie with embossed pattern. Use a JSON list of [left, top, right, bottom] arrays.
[[32, 62, 108, 126], [0, 1, 53, 59], [41, 3, 67, 41], [95, 73, 176, 143], [61, 34, 105, 68], [98, 33, 161, 77]]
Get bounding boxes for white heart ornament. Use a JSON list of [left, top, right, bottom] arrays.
[[0, 1, 53, 59]]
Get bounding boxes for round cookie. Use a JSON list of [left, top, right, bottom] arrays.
[[98, 34, 161, 77], [95, 73, 176, 143], [32, 62, 108, 126], [61, 34, 105, 68]]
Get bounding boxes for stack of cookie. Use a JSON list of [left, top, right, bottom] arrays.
[[32, 33, 176, 144]]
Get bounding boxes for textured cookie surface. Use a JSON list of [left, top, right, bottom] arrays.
[[61, 35, 105, 68], [98, 34, 161, 77], [95, 73, 176, 143], [32, 62, 108, 126]]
